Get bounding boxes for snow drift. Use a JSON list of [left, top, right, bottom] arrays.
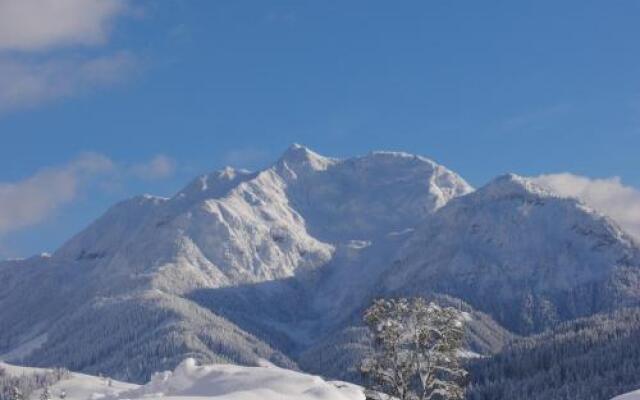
[[0, 360, 364, 400], [118, 358, 364, 400]]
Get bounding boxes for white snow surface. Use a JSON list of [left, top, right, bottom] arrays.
[[0, 362, 136, 400], [117, 358, 364, 400], [0, 360, 364, 400], [615, 390, 640, 400]]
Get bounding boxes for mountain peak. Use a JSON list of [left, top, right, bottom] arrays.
[[477, 173, 553, 200], [277, 143, 335, 172]]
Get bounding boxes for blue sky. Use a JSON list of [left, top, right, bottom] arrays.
[[1, 0, 640, 258]]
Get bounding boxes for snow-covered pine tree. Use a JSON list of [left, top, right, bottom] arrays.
[[361, 298, 468, 400]]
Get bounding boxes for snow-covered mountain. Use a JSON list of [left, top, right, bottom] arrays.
[[0, 145, 475, 381], [52, 144, 471, 292], [385, 173, 640, 334], [2, 144, 640, 389]]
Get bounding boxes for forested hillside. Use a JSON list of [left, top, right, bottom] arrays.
[[468, 308, 640, 400]]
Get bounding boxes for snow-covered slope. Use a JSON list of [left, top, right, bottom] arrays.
[[0, 360, 364, 400], [615, 390, 640, 400], [50, 144, 470, 292], [118, 358, 364, 400], [385, 174, 640, 334], [0, 362, 135, 400]]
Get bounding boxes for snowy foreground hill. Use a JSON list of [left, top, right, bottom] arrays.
[[616, 390, 640, 400], [0, 360, 364, 400], [2, 144, 640, 398], [3, 358, 636, 400]]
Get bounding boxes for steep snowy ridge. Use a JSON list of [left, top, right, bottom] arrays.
[[55, 194, 168, 260], [54, 162, 334, 291], [157, 167, 334, 288]]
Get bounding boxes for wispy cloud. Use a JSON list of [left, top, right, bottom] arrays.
[[0, 0, 127, 51], [0, 51, 137, 113], [0, 153, 114, 235], [533, 173, 640, 240], [0, 152, 178, 238], [0, 0, 137, 114], [131, 155, 177, 180]]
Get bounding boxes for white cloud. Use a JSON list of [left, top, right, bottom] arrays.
[[131, 155, 177, 180], [0, 0, 127, 51], [0, 153, 114, 235], [0, 0, 137, 114], [0, 51, 137, 112], [533, 173, 640, 240], [0, 152, 178, 237]]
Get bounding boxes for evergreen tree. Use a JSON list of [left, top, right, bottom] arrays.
[[362, 298, 468, 400]]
